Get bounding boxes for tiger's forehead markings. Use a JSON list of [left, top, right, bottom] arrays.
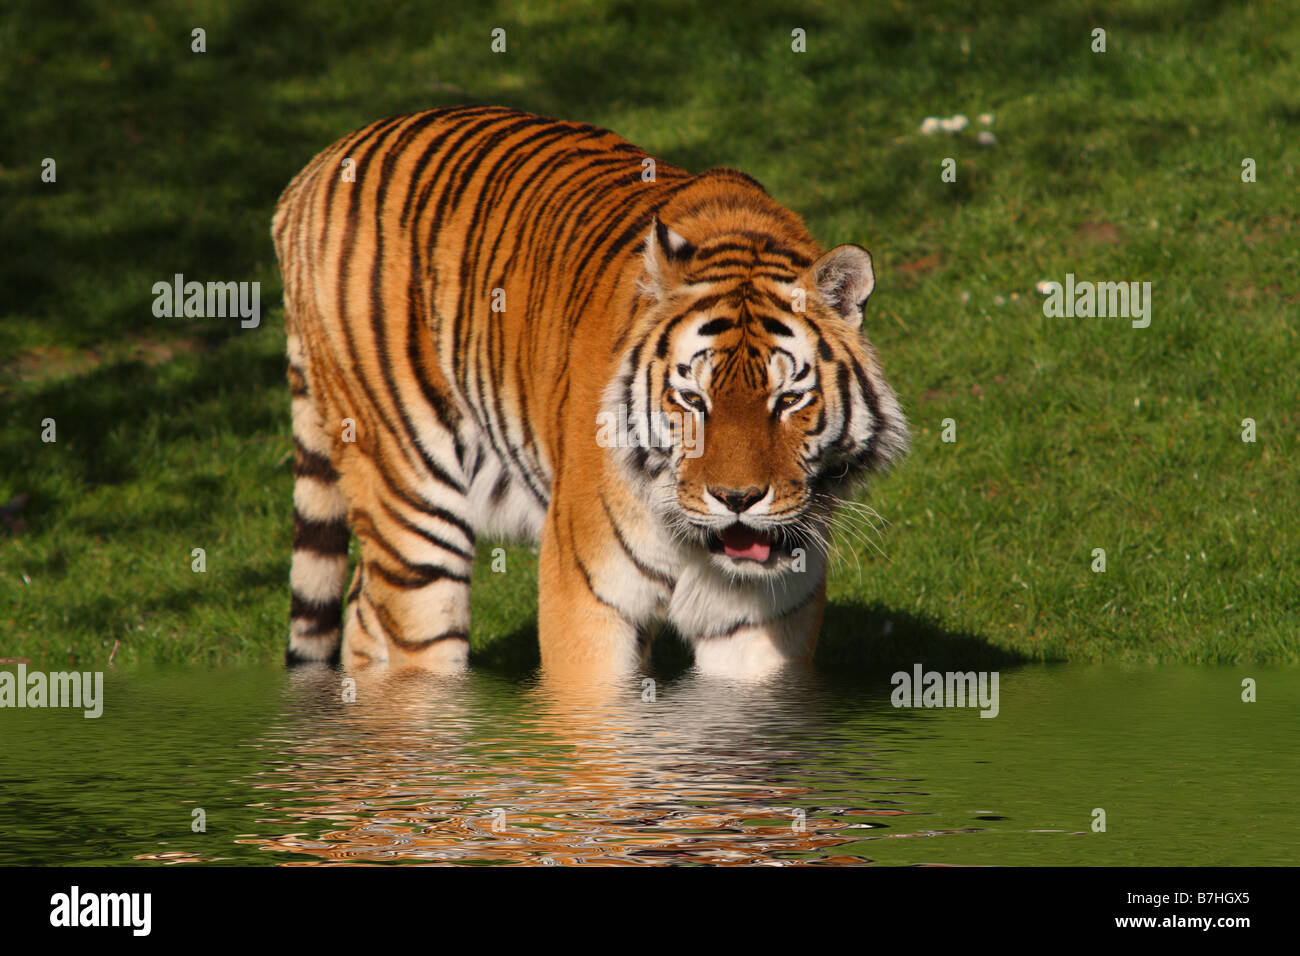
[[696, 317, 735, 336], [690, 231, 814, 269], [653, 245, 815, 367], [681, 230, 809, 293], [760, 316, 793, 337], [678, 299, 816, 391]]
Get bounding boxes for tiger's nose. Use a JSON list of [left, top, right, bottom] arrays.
[[710, 486, 767, 513]]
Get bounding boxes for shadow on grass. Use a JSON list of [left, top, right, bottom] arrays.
[[818, 601, 1036, 672], [472, 622, 539, 678]]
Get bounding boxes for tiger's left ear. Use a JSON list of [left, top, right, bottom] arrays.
[[812, 244, 875, 329], [642, 217, 695, 300]]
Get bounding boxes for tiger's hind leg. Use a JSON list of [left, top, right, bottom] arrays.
[[337, 442, 477, 673], [286, 336, 350, 665]]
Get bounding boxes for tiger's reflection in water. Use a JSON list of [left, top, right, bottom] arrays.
[[228, 666, 915, 865]]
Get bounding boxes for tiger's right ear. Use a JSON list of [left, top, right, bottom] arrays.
[[641, 217, 695, 300]]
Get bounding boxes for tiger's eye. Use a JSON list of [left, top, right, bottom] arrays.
[[678, 390, 706, 411]]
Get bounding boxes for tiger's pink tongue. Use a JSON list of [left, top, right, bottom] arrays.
[[721, 526, 771, 562]]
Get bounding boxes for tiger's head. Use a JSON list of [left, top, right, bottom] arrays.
[[603, 171, 909, 579]]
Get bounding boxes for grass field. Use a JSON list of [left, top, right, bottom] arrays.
[[1, 0, 1297, 670]]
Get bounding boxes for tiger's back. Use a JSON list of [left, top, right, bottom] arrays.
[[273, 106, 908, 677]]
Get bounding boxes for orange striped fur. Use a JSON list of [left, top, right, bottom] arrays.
[[272, 106, 908, 679]]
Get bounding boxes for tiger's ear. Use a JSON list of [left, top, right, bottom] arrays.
[[642, 217, 695, 300], [812, 244, 875, 329]]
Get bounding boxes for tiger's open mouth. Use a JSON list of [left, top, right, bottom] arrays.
[[706, 524, 783, 563]]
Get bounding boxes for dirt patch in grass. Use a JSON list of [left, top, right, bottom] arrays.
[[1, 337, 209, 390], [1075, 221, 1123, 245]]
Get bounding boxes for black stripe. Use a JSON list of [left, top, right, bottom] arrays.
[[600, 496, 675, 588], [406, 277, 462, 434], [288, 364, 310, 396], [693, 241, 759, 259], [748, 287, 796, 312], [377, 472, 476, 544], [697, 318, 735, 336], [846, 353, 886, 467], [290, 594, 343, 632], [389, 629, 470, 651], [568, 513, 630, 616], [828, 364, 853, 453], [489, 470, 511, 505], [293, 439, 338, 482], [355, 593, 382, 644], [376, 495, 476, 563], [352, 507, 472, 583], [686, 258, 757, 276], [652, 292, 735, 357], [293, 513, 350, 555], [285, 645, 339, 667], [369, 559, 471, 590], [805, 405, 826, 436]]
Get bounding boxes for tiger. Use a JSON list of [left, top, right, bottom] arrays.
[[271, 105, 908, 680]]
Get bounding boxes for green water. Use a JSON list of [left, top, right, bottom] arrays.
[[0, 664, 1295, 865]]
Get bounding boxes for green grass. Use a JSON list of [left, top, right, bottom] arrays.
[[2, 0, 1297, 669]]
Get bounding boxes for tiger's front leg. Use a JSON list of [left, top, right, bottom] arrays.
[[536, 497, 643, 681]]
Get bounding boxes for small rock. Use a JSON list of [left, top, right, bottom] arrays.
[[978, 113, 994, 126]]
